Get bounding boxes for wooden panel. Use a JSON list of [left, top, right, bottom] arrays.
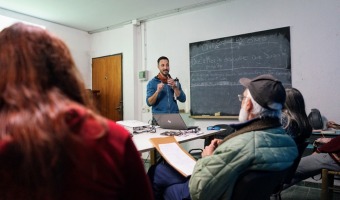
[[106, 54, 122, 121], [92, 54, 123, 121]]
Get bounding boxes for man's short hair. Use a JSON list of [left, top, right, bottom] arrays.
[[157, 56, 169, 65], [239, 74, 286, 111]]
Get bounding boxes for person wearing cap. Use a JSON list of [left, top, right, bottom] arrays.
[[147, 74, 298, 200]]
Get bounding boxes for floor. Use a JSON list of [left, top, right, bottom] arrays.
[[278, 142, 340, 200], [144, 159, 340, 200], [276, 178, 340, 200]]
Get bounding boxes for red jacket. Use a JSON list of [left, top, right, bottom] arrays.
[[0, 106, 154, 200], [316, 135, 340, 166]]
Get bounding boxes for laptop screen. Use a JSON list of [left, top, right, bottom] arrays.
[[153, 113, 197, 130]]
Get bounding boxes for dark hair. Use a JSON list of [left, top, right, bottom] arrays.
[[283, 88, 312, 142], [0, 23, 102, 199], [157, 56, 169, 65]]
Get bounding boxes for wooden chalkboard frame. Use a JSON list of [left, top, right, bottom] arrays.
[[189, 27, 291, 117]]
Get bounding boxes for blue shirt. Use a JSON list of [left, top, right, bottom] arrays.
[[146, 76, 186, 113]]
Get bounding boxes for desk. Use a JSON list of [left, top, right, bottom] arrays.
[[310, 130, 340, 146], [132, 126, 223, 164], [312, 130, 340, 137], [303, 130, 340, 157]]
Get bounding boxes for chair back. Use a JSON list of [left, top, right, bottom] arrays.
[[231, 169, 289, 200], [271, 141, 309, 199], [283, 141, 309, 184]]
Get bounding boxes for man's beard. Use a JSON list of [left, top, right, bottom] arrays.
[[238, 106, 249, 122], [161, 70, 169, 76]]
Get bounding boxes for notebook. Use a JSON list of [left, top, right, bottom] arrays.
[[153, 113, 198, 130]]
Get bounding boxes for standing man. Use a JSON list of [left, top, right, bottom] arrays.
[[146, 56, 186, 115]]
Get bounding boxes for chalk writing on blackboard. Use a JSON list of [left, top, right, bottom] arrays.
[[190, 27, 291, 116]]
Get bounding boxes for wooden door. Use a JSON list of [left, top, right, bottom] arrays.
[[92, 54, 123, 121]]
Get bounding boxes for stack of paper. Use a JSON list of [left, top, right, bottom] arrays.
[[149, 136, 196, 177]]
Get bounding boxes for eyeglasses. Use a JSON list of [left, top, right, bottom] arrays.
[[238, 94, 248, 102]]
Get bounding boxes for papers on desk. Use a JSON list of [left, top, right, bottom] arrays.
[[322, 130, 340, 135], [313, 129, 340, 135], [116, 120, 149, 127], [321, 130, 336, 134], [149, 136, 196, 177]]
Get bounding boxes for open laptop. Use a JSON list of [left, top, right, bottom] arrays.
[[153, 113, 198, 130]]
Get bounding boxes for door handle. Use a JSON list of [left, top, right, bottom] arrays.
[[116, 101, 123, 112]]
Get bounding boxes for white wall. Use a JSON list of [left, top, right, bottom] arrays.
[[145, 0, 340, 125], [91, 0, 340, 128], [90, 24, 145, 120], [0, 8, 91, 88], [90, 0, 340, 150], [1, 0, 339, 150]]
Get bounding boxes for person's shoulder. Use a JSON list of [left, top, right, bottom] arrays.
[[102, 120, 138, 156], [65, 104, 129, 140], [65, 105, 106, 138], [255, 127, 289, 139], [219, 132, 254, 149], [256, 127, 296, 146], [148, 76, 158, 82], [106, 119, 131, 139], [146, 76, 159, 86]]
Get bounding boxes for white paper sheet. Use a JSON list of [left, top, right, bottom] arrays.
[[159, 143, 196, 176]]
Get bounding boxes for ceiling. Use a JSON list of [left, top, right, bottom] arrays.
[[0, 0, 226, 33]]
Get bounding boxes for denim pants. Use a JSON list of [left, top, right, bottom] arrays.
[[148, 161, 191, 200]]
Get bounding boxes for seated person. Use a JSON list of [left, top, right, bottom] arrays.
[[281, 88, 312, 144], [286, 123, 340, 188], [0, 23, 154, 200], [148, 74, 298, 200]]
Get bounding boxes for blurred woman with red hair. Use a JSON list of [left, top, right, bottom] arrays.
[[0, 23, 153, 200]]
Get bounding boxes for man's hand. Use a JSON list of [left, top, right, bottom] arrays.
[[315, 137, 332, 144], [167, 78, 176, 88], [201, 139, 223, 157], [147, 83, 164, 105], [327, 121, 340, 129], [210, 139, 223, 147], [157, 82, 164, 92], [201, 145, 215, 157]]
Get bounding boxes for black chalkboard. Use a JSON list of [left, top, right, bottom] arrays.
[[190, 27, 291, 116]]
